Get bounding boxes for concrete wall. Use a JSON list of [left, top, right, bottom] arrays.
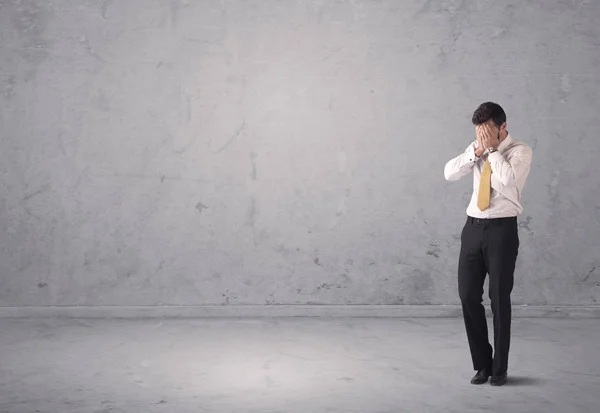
[[1, 0, 599, 308]]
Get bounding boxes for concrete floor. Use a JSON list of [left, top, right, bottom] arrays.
[[0, 317, 599, 413]]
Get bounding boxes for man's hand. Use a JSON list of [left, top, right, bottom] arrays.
[[480, 124, 500, 150], [474, 125, 485, 157]]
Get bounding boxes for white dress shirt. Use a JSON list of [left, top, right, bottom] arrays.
[[444, 134, 533, 218]]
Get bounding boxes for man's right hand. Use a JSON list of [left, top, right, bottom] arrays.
[[474, 125, 485, 157]]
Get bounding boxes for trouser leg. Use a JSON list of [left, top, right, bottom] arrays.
[[484, 218, 519, 376], [458, 218, 493, 371]]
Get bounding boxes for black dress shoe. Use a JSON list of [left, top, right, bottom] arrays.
[[490, 372, 508, 386], [470, 368, 490, 385]]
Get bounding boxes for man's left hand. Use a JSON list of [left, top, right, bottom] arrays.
[[481, 124, 500, 150]]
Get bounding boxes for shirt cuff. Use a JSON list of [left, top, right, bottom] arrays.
[[467, 145, 478, 162]]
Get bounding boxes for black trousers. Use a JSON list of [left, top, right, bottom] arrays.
[[458, 215, 519, 376]]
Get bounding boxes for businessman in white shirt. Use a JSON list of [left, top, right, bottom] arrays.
[[444, 102, 533, 386]]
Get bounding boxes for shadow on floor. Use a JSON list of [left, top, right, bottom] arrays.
[[507, 376, 543, 386]]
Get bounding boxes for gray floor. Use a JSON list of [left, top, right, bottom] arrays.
[[1, 317, 599, 413]]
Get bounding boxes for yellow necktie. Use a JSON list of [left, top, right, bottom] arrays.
[[477, 159, 492, 211]]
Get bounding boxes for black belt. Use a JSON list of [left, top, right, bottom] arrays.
[[467, 216, 517, 224]]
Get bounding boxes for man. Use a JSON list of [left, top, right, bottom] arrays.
[[444, 102, 533, 386]]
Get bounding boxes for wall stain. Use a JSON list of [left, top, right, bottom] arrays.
[[415, 0, 467, 18], [8, 0, 51, 79], [221, 290, 237, 305], [518, 216, 534, 234], [246, 197, 257, 245], [196, 202, 208, 213], [56, 131, 67, 156], [337, 377, 355, 382], [582, 264, 598, 282], [250, 152, 257, 180], [316, 282, 342, 291], [23, 184, 50, 202], [78, 35, 105, 63], [339, 273, 351, 284], [185, 93, 191, 124], [404, 269, 434, 302], [558, 73, 571, 103], [427, 242, 441, 259], [211, 119, 246, 154], [265, 293, 276, 305], [37, 282, 48, 288], [3, 75, 16, 100], [100, 0, 113, 19], [90, 91, 110, 112], [414, 0, 468, 68], [275, 244, 292, 257], [73, 166, 90, 193], [175, 133, 198, 154], [166, 0, 191, 27]]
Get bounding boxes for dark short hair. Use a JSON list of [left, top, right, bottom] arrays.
[[471, 102, 506, 127]]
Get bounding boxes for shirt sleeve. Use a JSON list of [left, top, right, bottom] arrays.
[[444, 141, 479, 181], [488, 145, 533, 187]]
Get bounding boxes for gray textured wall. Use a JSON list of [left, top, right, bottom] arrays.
[[1, 0, 599, 308]]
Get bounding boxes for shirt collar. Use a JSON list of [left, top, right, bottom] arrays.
[[497, 133, 512, 152]]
